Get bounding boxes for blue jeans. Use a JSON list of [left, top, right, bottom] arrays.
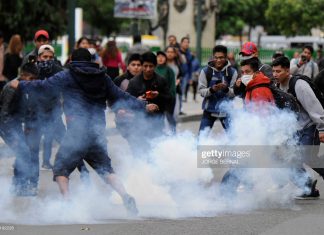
[[0, 124, 33, 187], [291, 125, 324, 190], [199, 111, 230, 134]]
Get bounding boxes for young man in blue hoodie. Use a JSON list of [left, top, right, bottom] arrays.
[[198, 45, 238, 135], [11, 48, 159, 215]]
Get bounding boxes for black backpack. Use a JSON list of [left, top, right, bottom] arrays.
[[288, 74, 324, 109], [250, 83, 300, 113]]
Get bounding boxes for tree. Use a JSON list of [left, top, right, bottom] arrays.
[[0, 0, 67, 41], [266, 0, 324, 36], [77, 0, 130, 37], [216, 0, 268, 41]]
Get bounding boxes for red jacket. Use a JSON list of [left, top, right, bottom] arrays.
[[245, 72, 274, 105], [102, 51, 126, 72]]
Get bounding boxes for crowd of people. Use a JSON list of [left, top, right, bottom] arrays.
[[1, 28, 324, 216]]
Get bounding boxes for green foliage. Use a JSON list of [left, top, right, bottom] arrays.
[[266, 0, 324, 36], [77, 0, 130, 37], [216, 0, 268, 38], [0, 0, 67, 41]]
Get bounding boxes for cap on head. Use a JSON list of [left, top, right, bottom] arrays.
[[71, 48, 91, 62], [38, 44, 55, 55], [239, 42, 258, 59], [34, 30, 49, 40]]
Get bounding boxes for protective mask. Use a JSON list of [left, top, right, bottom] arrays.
[[38, 60, 54, 78], [241, 74, 254, 86]]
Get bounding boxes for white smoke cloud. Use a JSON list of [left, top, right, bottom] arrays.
[[0, 99, 311, 224]]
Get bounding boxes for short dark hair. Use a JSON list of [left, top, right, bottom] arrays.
[[141, 52, 157, 66], [272, 51, 284, 60], [213, 45, 228, 55], [180, 37, 189, 43], [168, 35, 176, 40], [71, 48, 91, 62], [240, 57, 259, 72], [271, 56, 290, 69], [128, 53, 142, 65], [303, 45, 314, 54]]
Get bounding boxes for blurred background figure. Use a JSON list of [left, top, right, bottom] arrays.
[[190, 53, 200, 102], [101, 40, 126, 79], [293, 51, 300, 59], [227, 51, 240, 76], [88, 38, 102, 66], [64, 36, 90, 65], [76, 36, 90, 49], [272, 50, 284, 61], [3, 34, 23, 81]]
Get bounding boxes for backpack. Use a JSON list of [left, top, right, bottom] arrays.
[[288, 74, 324, 109], [204, 65, 234, 86], [250, 83, 300, 113]]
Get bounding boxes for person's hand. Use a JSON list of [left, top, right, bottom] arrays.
[[146, 90, 159, 99], [146, 103, 159, 112], [150, 91, 159, 98], [235, 78, 242, 87], [116, 109, 134, 119], [10, 79, 19, 89], [176, 79, 180, 86], [137, 95, 146, 101], [298, 55, 307, 66], [211, 83, 227, 92], [319, 132, 324, 143]]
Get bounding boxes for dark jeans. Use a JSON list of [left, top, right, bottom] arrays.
[[199, 111, 230, 134], [25, 120, 88, 187], [0, 124, 33, 187], [165, 97, 176, 133], [291, 125, 324, 190], [42, 116, 66, 165], [220, 125, 324, 196]]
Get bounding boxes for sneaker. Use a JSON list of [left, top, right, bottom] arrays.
[[123, 194, 139, 216], [295, 179, 320, 200], [42, 163, 53, 170]]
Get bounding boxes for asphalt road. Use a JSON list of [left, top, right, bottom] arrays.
[[1, 119, 324, 235]]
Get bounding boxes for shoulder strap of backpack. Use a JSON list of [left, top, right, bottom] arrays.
[[311, 61, 314, 79], [204, 66, 213, 86], [288, 75, 299, 98], [225, 66, 234, 84]]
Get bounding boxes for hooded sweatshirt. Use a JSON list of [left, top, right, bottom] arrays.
[[198, 60, 237, 113], [245, 72, 274, 104], [19, 61, 145, 126]]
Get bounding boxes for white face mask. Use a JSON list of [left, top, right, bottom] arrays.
[[241, 74, 254, 86]]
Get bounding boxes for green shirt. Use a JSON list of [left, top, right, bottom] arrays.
[[155, 65, 176, 97]]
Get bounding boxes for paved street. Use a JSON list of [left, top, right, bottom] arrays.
[[1, 94, 324, 235]]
